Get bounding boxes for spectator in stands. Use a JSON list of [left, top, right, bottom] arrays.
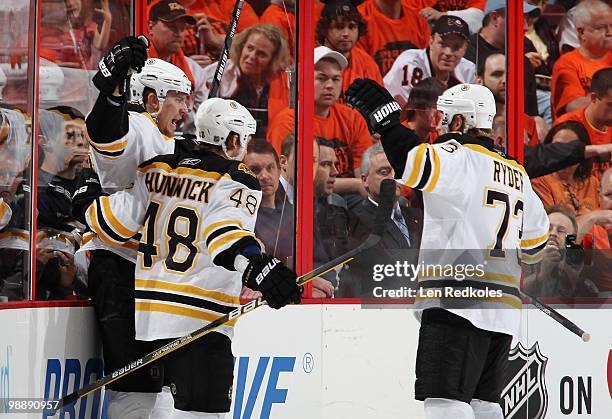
[[384, 15, 475, 108], [203, 24, 291, 138], [356, 0, 431, 76], [524, 0, 560, 125], [416, 0, 486, 35], [278, 133, 295, 206], [555, 67, 612, 147], [578, 167, 612, 295], [316, 0, 383, 95], [403, 77, 445, 143], [551, 0, 612, 118], [268, 46, 372, 196], [339, 144, 422, 297], [523, 206, 587, 297], [147, 0, 207, 115], [40, 0, 112, 69], [532, 121, 601, 216], [464, 0, 540, 117], [476, 51, 505, 116], [313, 139, 352, 296], [261, 0, 296, 57], [178, 0, 223, 67]]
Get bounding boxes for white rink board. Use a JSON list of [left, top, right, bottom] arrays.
[[1, 304, 611, 418]]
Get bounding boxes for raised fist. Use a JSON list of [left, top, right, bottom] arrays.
[[345, 78, 401, 134]]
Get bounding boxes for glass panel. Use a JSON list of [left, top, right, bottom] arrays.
[[35, 0, 132, 300], [142, 1, 298, 299], [0, 0, 34, 302]]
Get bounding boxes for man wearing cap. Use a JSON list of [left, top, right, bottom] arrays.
[[415, 0, 486, 35], [383, 15, 476, 108], [268, 46, 372, 196], [147, 0, 207, 110], [316, 0, 383, 95]]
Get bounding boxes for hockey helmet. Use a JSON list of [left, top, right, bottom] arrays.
[[437, 83, 496, 131], [130, 58, 191, 110], [195, 98, 257, 161]]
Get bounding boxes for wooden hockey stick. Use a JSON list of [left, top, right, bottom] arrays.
[[208, 0, 244, 98], [54, 179, 396, 411], [521, 290, 590, 342]]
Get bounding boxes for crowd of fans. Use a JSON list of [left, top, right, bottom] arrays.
[[0, 0, 610, 302]]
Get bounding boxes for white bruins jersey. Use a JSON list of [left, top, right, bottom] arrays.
[[85, 152, 262, 341], [383, 48, 476, 107], [84, 111, 174, 261], [401, 137, 549, 337], [0, 198, 11, 230]]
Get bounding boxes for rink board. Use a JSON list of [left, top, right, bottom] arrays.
[[0, 304, 610, 418]]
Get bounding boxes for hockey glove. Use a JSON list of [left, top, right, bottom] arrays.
[[72, 168, 106, 225], [92, 36, 149, 98], [344, 78, 401, 134], [242, 254, 302, 309]]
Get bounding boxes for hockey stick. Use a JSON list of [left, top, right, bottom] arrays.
[[208, 0, 244, 98], [520, 290, 591, 342], [54, 179, 396, 411]]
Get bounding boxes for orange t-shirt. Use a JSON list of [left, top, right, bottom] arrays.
[[268, 103, 373, 177], [342, 46, 384, 94], [554, 107, 611, 146], [582, 224, 612, 291], [186, 0, 259, 36], [550, 49, 612, 118], [357, 0, 431, 76], [260, 3, 295, 57], [409, 0, 486, 11], [531, 174, 600, 217]]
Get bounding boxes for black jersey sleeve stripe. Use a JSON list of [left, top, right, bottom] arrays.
[[205, 226, 240, 247], [95, 198, 131, 243], [134, 290, 236, 314], [414, 148, 433, 190]]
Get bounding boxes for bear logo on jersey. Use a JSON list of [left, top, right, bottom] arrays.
[[502, 342, 548, 419]]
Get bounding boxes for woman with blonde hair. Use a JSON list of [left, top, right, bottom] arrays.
[[203, 23, 291, 137]]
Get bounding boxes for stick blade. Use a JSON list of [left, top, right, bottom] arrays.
[[372, 179, 396, 235]]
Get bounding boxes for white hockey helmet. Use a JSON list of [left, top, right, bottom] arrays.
[[195, 98, 257, 161], [437, 83, 496, 131], [130, 58, 191, 110]]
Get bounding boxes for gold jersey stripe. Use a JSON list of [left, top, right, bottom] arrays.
[[423, 146, 441, 192], [208, 230, 255, 255], [87, 201, 121, 246], [202, 219, 245, 239], [136, 301, 238, 326], [404, 143, 427, 187], [135, 279, 240, 305], [100, 196, 137, 239], [521, 231, 549, 249]]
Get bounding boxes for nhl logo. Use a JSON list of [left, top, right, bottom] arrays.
[[502, 342, 548, 419]]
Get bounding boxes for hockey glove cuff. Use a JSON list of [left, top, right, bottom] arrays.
[[241, 254, 302, 309]]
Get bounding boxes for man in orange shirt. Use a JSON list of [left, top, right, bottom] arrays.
[[555, 67, 612, 178], [357, 0, 431, 76], [316, 0, 383, 94], [268, 46, 372, 195], [551, 0, 611, 118], [261, 0, 296, 58], [578, 167, 612, 294]]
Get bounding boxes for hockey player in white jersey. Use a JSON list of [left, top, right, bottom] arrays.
[[83, 35, 194, 417], [345, 79, 549, 419], [383, 15, 476, 109], [73, 97, 301, 419]]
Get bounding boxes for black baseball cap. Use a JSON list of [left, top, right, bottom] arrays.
[[149, 0, 196, 25], [321, 0, 361, 20], [432, 15, 470, 40]]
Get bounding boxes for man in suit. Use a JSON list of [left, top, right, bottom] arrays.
[[338, 143, 422, 297]]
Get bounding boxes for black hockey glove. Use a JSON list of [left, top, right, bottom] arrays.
[[344, 78, 401, 134], [242, 254, 302, 309], [72, 168, 106, 225], [92, 35, 149, 98]]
